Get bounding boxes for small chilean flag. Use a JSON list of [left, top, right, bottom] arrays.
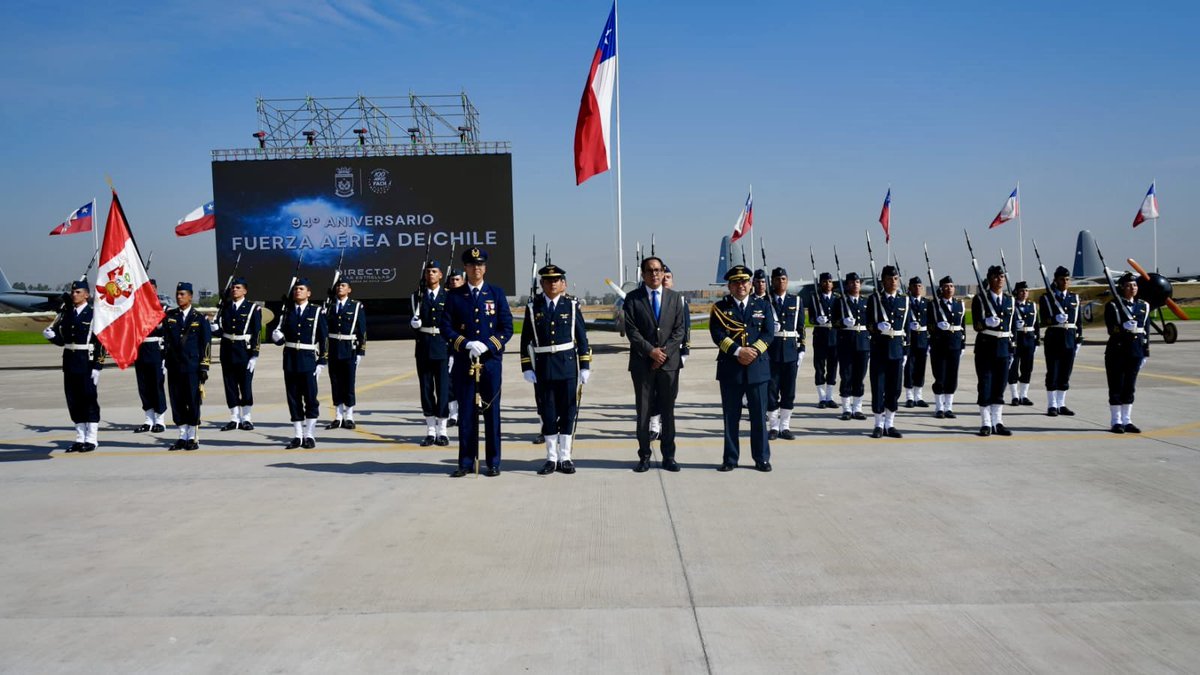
[[574, 3, 618, 186], [879, 188, 892, 243], [93, 191, 165, 369], [1132, 182, 1159, 228], [730, 186, 754, 243], [49, 201, 95, 236], [989, 186, 1020, 229], [175, 201, 215, 236]]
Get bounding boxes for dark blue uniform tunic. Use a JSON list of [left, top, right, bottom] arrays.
[[904, 295, 930, 390], [50, 304, 105, 423], [163, 306, 212, 427], [1007, 299, 1040, 386], [520, 294, 591, 436], [868, 292, 909, 414], [272, 302, 328, 422], [833, 295, 871, 399], [1040, 289, 1082, 392], [972, 292, 1015, 407], [413, 287, 449, 418], [710, 294, 775, 466], [217, 299, 261, 408], [808, 291, 839, 388], [768, 293, 804, 412], [326, 297, 366, 408], [929, 297, 966, 395], [1104, 298, 1150, 405]]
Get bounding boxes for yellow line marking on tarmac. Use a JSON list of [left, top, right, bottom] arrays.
[[1075, 363, 1200, 387]]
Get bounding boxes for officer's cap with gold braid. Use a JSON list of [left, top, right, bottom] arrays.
[[724, 264, 752, 282], [538, 263, 566, 279], [462, 247, 489, 264]]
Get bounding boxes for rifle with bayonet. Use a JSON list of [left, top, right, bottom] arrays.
[[215, 251, 243, 326], [810, 246, 825, 321], [924, 243, 947, 325], [51, 246, 101, 331], [999, 248, 1015, 294], [1094, 240, 1133, 323], [412, 234, 433, 316], [1031, 239, 1064, 316], [760, 237, 767, 272], [281, 251, 306, 318], [865, 230, 882, 323], [324, 246, 347, 310], [832, 245, 852, 319], [964, 230, 999, 317]]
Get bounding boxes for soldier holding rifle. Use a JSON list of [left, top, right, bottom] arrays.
[[411, 257, 449, 444], [214, 269, 262, 433], [326, 261, 366, 431], [43, 278, 107, 452], [270, 269, 328, 449]]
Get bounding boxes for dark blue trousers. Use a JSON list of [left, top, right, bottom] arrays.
[[768, 361, 798, 411], [284, 371, 319, 421], [329, 357, 358, 408], [904, 345, 928, 389], [536, 378, 578, 436], [135, 356, 167, 414], [1044, 345, 1076, 391], [222, 362, 254, 408], [64, 372, 100, 423], [812, 334, 837, 386], [416, 354, 448, 417], [167, 370, 202, 426], [870, 355, 903, 414], [838, 350, 869, 398], [720, 379, 769, 466], [930, 348, 962, 395], [453, 359, 503, 470], [975, 353, 1008, 406]]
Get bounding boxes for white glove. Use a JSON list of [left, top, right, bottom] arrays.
[[271, 328, 285, 343], [1055, 313, 1067, 324], [355, 354, 362, 366], [816, 315, 829, 325], [908, 321, 919, 331], [773, 321, 781, 333], [409, 316, 422, 329], [937, 321, 950, 331], [162, 361, 167, 376], [1122, 320, 1137, 331], [842, 316, 856, 328], [210, 321, 221, 332], [580, 369, 591, 385], [984, 316, 1001, 328], [467, 341, 488, 358], [523, 370, 537, 384], [1140, 357, 1148, 370], [42, 327, 56, 340], [314, 364, 325, 378], [876, 321, 892, 332], [1015, 320, 1024, 329], [681, 355, 688, 365], [447, 356, 454, 371], [91, 369, 100, 387], [247, 357, 257, 373]]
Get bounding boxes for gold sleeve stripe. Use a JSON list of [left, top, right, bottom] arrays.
[[489, 336, 503, 350], [453, 336, 465, 350], [753, 339, 769, 353], [720, 337, 734, 353], [520, 357, 532, 364]]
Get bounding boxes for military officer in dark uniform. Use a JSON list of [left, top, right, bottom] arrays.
[[903, 276, 931, 408], [972, 266, 1016, 436], [270, 278, 328, 449], [929, 276, 966, 419], [832, 272, 870, 420], [521, 263, 592, 475], [163, 282, 211, 450], [213, 277, 261, 432], [445, 268, 465, 427], [43, 280, 106, 452], [1040, 265, 1082, 416], [326, 277, 367, 430], [133, 278, 167, 434], [808, 272, 839, 408], [710, 265, 775, 471], [410, 260, 449, 444], [1007, 281, 1039, 406], [1105, 273, 1151, 434], [767, 267, 803, 440], [440, 247, 513, 477], [867, 266, 909, 438]]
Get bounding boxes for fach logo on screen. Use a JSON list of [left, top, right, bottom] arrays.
[[334, 167, 355, 198], [369, 168, 392, 194]]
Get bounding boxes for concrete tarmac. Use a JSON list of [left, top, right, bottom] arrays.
[[2, 323, 1199, 673]]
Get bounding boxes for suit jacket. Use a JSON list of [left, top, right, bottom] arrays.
[[164, 307, 212, 374], [711, 294, 774, 384], [832, 294, 872, 352], [906, 296, 931, 350], [623, 285, 686, 374], [1013, 299, 1040, 349], [867, 292, 909, 361]]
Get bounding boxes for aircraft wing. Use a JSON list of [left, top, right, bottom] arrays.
[[0, 311, 58, 331]]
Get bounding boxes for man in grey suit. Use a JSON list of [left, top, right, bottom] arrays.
[[624, 256, 687, 472]]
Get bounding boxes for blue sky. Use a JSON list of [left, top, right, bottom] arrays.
[[1, 0, 1197, 295]]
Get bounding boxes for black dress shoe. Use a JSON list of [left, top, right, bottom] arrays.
[[906, 399, 915, 408], [934, 410, 946, 419], [852, 411, 867, 421], [662, 457, 680, 472], [634, 457, 651, 473], [66, 443, 80, 453], [718, 463, 735, 472], [768, 429, 779, 441], [1110, 424, 1126, 434], [169, 439, 186, 451], [325, 420, 343, 430], [447, 418, 457, 427], [886, 427, 903, 438], [420, 435, 435, 447], [79, 443, 95, 453], [755, 462, 772, 472], [151, 424, 165, 433], [1019, 397, 1034, 406], [839, 411, 851, 421], [978, 426, 992, 437], [871, 426, 884, 438], [916, 400, 929, 408], [220, 422, 238, 432], [484, 466, 500, 477], [993, 424, 1012, 436], [342, 420, 356, 430], [538, 461, 556, 475], [649, 430, 660, 441], [1047, 407, 1059, 417], [1011, 397, 1020, 406], [1058, 406, 1076, 416], [435, 435, 449, 446], [301, 438, 316, 449], [185, 440, 199, 451], [944, 410, 957, 419], [451, 468, 469, 477], [286, 437, 302, 449], [1124, 423, 1141, 434], [558, 460, 576, 474], [533, 434, 545, 444], [239, 421, 254, 431], [133, 424, 151, 433], [779, 429, 795, 440]]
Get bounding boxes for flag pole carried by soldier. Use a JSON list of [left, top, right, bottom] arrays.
[[832, 246, 869, 421], [966, 230, 1016, 437], [808, 247, 839, 409], [865, 231, 909, 438], [410, 249, 449, 445], [528, 236, 547, 446], [42, 270, 107, 453], [212, 252, 262, 433], [1033, 240, 1082, 417], [163, 281, 211, 450], [325, 248, 366, 431], [766, 265, 803, 440], [132, 255, 168, 435], [270, 255, 328, 449], [925, 244, 965, 419]]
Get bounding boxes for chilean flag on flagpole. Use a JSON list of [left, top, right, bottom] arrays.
[[730, 186, 753, 243], [574, 3, 618, 185], [49, 201, 95, 236], [175, 201, 215, 236], [879, 188, 892, 243], [92, 191, 165, 369], [989, 186, 1020, 229], [1132, 182, 1159, 228]]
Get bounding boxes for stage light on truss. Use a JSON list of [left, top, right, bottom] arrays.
[[353, 128, 367, 146], [252, 131, 267, 149], [457, 126, 472, 143], [302, 130, 316, 146], [407, 127, 421, 144]]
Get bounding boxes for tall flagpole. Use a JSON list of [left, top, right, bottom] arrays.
[[92, 197, 99, 275], [749, 184, 754, 271], [1015, 180, 1024, 281], [1153, 178, 1158, 273], [613, 0, 625, 287]]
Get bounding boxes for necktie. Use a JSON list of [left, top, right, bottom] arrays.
[[337, 301, 343, 314], [472, 287, 480, 301], [548, 299, 555, 314], [775, 297, 784, 316], [652, 290, 660, 321], [427, 291, 434, 305]]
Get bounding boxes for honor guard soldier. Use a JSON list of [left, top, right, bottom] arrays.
[[832, 272, 870, 420], [441, 247, 513, 477], [270, 278, 328, 449], [133, 278, 167, 434], [752, 268, 769, 301], [929, 276, 966, 418], [972, 266, 1016, 436], [649, 265, 689, 440], [163, 282, 211, 450], [1040, 265, 1082, 416], [444, 269, 465, 427], [326, 277, 366, 430], [767, 267, 803, 440], [903, 276, 931, 408], [1104, 273, 1150, 433], [520, 263, 592, 475], [809, 272, 839, 408], [411, 259, 449, 444], [867, 266, 909, 438], [711, 265, 775, 471], [42, 280, 106, 452], [1007, 281, 1039, 406], [214, 277, 261, 431]]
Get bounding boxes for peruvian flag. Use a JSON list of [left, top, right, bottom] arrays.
[[879, 188, 892, 243], [49, 201, 95, 236], [175, 201, 215, 236], [730, 186, 754, 243], [92, 191, 165, 369], [574, 3, 617, 185], [989, 186, 1019, 229], [1132, 182, 1158, 228]]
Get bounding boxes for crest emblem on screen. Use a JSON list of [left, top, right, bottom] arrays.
[[334, 167, 355, 198], [369, 168, 392, 194]]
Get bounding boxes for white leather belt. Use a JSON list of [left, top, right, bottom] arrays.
[[941, 326, 964, 332], [1049, 324, 1077, 329], [63, 343, 93, 351], [841, 325, 867, 332], [909, 326, 928, 332], [813, 324, 833, 328], [1017, 327, 1036, 333], [1125, 327, 1146, 334], [142, 337, 163, 344], [532, 343, 575, 354], [877, 329, 904, 338], [330, 334, 359, 341], [982, 330, 1013, 338], [284, 342, 318, 351], [417, 327, 440, 335], [221, 334, 252, 342], [777, 330, 801, 338]]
